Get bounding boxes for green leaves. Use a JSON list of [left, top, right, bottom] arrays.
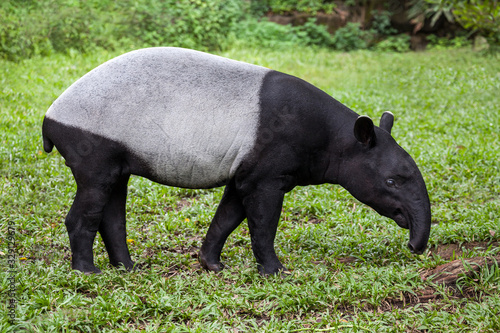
[[261, 0, 336, 15], [452, 0, 500, 33], [0, 0, 245, 61]]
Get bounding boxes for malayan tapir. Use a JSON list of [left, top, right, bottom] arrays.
[[42, 47, 431, 275]]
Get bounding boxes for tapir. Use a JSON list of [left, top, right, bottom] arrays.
[[42, 47, 431, 275]]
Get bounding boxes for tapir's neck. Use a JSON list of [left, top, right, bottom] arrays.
[[321, 98, 360, 183], [258, 71, 360, 188], [298, 98, 360, 187]]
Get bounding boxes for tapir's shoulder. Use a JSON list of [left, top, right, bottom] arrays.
[[260, 70, 336, 106]]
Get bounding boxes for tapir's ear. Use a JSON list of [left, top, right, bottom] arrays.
[[354, 115, 376, 147], [379, 111, 394, 134]]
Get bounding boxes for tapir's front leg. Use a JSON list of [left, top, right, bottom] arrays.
[[241, 184, 286, 275], [199, 179, 246, 272]]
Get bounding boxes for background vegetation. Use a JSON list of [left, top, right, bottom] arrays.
[[1, 0, 499, 61], [1, 0, 499, 332]]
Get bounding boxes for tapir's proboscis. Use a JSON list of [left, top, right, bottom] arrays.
[[42, 47, 431, 275]]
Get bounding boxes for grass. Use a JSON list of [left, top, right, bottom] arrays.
[[1, 46, 499, 332]]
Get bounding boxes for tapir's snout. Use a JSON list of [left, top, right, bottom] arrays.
[[408, 240, 425, 255], [392, 214, 429, 254], [407, 227, 429, 255], [386, 199, 430, 255], [383, 206, 429, 255], [406, 206, 431, 255]]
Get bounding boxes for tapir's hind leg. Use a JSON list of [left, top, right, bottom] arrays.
[[99, 174, 135, 270], [199, 179, 246, 272], [66, 185, 112, 274], [66, 160, 124, 274]]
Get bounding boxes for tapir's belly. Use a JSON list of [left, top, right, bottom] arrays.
[[45, 47, 270, 188]]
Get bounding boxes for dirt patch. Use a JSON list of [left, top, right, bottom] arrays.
[[161, 264, 190, 279], [337, 256, 357, 264], [161, 197, 193, 213], [142, 243, 201, 260], [307, 218, 322, 225], [164, 245, 200, 257], [427, 241, 499, 261], [342, 242, 500, 314], [422, 241, 499, 285], [375, 285, 484, 318], [421, 255, 500, 285], [429, 243, 463, 260], [175, 197, 193, 211], [379, 286, 442, 310]]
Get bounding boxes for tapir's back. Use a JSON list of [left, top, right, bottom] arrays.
[[44, 47, 271, 188]]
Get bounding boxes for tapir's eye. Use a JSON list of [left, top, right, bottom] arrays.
[[386, 179, 396, 187]]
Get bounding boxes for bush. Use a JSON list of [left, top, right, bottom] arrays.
[[3, 0, 492, 61], [0, 2, 52, 61], [233, 17, 335, 49], [294, 18, 334, 47], [375, 34, 411, 52], [370, 10, 397, 36], [127, 0, 244, 51], [450, 0, 500, 47], [426, 35, 472, 49], [0, 0, 245, 61], [0, 0, 345, 60], [233, 19, 301, 48], [255, 0, 336, 14], [409, 0, 499, 48], [331, 22, 374, 51]]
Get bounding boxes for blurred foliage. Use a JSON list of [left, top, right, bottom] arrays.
[[331, 22, 373, 51], [252, 0, 336, 14], [375, 34, 411, 52], [0, 0, 245, 61], [451, 0, 500, 47], [408, 0, 455, 32], [232, 19, 302, 48], [0, 0, 497, 61], [408, 0, 499, 46], [233, 17, 334, 49], [370, 10, 398, 36], [427, 35, 472, 49], [295, 18, 336, 47]]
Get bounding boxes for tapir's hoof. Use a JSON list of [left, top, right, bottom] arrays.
[[129, 262, 140, 272], [205, 262, 225, 273], [280, 270, 292, 278], [114, 261, 138, 272], [72, 265, 102, 275], [258, 265, 289, 277], [201, 260, 225, 273], [199, 253, 225, 272]]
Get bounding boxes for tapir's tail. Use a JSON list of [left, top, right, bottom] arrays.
[[42, 117, 54, 153]]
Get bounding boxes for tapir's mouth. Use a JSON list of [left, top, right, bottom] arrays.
[[379, 207, 429, 255], [395, 214, 425, 254], [393, 212, 409, 229]]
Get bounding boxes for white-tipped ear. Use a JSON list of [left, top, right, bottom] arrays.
[[354, 115, 376, 147], [379, 111, 394, 134]]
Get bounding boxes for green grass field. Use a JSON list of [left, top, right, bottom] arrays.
[[1, 47, 499, 332]]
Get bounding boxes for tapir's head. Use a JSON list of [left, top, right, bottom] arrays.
[[338, 112, 431, 254]]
